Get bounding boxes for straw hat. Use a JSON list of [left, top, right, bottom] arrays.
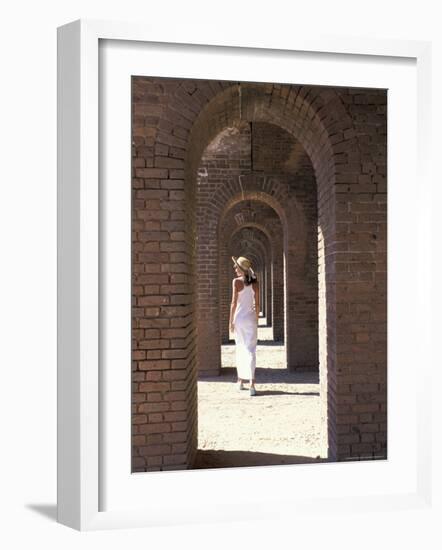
[[232, 256, 255, 278]]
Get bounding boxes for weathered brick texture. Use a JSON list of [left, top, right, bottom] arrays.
[[197, 121, 319, 373], [132, 77, 387, 471]]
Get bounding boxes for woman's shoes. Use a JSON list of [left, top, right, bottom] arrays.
[[237, 381, 257, 395]]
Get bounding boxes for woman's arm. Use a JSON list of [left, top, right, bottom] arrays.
[[229, 279, 238, 332]]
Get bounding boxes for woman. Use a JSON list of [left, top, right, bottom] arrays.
[[229, 256, 259, 396]]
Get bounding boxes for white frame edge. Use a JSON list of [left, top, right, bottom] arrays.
[[57, 18, 433, 531]]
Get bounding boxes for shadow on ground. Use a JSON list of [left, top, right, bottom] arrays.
[[256, 389, 319, 396], [194, 449, 328, 469], [199, 366, 319, 385], [226, 340, 284, 346]]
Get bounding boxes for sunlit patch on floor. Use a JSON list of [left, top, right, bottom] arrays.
[[197, 318, 325, 469]]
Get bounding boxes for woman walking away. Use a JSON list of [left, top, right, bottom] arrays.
[[229, 256, 259, 396]]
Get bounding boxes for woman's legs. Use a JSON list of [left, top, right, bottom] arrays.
[[237, 377, 255, 385], [236, 375, 256, 394]]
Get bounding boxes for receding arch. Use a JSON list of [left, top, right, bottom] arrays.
[[221, 214, 284, 340], [187, 82, 354, 188], [192, 86, 330, 455], [197, 184, 291, 370], [227, 225, 273, 332]]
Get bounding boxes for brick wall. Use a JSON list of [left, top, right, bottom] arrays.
[[332, 89, 387, 459], [131, 77, 387, 470]]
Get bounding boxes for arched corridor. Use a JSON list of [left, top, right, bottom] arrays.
[[194, 118, 321, 466], [131, 77, 388, 472], [196, 121, 319, 376]]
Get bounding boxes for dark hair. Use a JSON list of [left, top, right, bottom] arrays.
[[242, 271, 257, 286]]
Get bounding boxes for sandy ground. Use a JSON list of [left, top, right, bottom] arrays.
[[195, 318, 327, 469]]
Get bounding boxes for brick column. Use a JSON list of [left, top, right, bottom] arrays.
[[284, 184, 319, 371], [131, 76, 199, 472], [272, 251, 284, 342], [220, 241, 231, 344], [257, 268, 262, 316], [196, 227, 222, 375], [265, 261, 272, 326], [333, 90, 387, 460]]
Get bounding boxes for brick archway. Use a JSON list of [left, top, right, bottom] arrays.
[[227, 224, 276, 333], [190, 85, 354, 463], [227, 225, 271, 327], [219, 205, 284, 346], [132, 77, 387, 470], [198, 167, 318, 366]]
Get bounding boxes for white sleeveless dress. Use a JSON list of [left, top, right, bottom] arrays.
[[233, 282, 258, 380]]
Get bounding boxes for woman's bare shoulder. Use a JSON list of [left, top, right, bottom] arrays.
[[233, 277, 244, 290]]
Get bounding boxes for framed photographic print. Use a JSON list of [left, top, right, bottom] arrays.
[[57, 19, 433, 530]]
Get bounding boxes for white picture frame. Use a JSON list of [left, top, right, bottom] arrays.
[[57, 19, 433, 531]]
